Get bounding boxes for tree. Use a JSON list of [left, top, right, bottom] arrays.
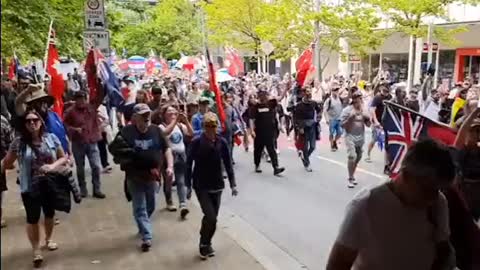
[[110, 0, 202, 59], [202, 0, 267, 56], [256, 0, 387, 77], [1, 0, 84, 60]]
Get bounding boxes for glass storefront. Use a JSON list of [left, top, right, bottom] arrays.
[[382, 53, 409, 83]]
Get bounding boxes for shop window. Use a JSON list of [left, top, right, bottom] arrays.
[[382, 53, 409, 83]]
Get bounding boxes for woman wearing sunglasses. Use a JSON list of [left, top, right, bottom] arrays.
[[1, 111, 68, 267]]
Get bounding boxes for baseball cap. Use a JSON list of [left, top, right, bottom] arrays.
[[133, 103, 152, 115]]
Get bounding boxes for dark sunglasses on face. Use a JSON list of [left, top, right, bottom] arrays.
[[26, 118, 40, 124]]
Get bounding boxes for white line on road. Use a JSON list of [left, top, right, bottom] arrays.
[[287, 147, 385, 181]]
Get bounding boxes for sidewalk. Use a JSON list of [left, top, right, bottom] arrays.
[[0, 169, 265, 270]]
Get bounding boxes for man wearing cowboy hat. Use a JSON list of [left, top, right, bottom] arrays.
[[15, 84, 70, 155]]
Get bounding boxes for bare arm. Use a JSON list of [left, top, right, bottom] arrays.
[[326, 243, 358, 270], [161, 118, 179, 136], [0, 151, 17, 173], [454, 107, 480, 148], [164, 148, 174, 170]]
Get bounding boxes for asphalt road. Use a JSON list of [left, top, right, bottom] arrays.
[[222, 129, 388, 270]]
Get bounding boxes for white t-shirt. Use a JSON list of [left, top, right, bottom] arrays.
[[160, 123, 185, 155], [335, 182, 450, 270]]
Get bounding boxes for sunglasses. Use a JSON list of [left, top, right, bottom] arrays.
[[25, 118, 40, 124]]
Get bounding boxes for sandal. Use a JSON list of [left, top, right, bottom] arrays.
[[33, 253, 43, 268], [46, 240, 58, 251]]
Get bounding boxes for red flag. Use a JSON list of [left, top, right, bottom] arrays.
[[85, 49, 103, 102], [206, 48, 226, 131], [145, 58, 156, 76], [295, 45, 314, 87], [8, 57, 16, 81], [225, 47, 244, 77], [45, 28, 65, 118]]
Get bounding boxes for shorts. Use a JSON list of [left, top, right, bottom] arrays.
[[21, 192, 55, 224], [329, 119, 342, 137], [346, 137, 364, 163]]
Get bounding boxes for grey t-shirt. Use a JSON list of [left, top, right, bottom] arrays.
[[340, 105, 369, 144], [335, 183, 450, 270], [325, 96, 343, 120]]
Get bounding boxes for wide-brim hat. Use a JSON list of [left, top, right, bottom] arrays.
[[25, 84, 54, 105]]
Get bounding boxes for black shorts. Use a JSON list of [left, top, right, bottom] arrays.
[[21, 192, 55, 224]]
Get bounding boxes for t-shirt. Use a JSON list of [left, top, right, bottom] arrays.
[[118, 103, 136, 123], [370, 93, 390, 122], [340, 106, 369, 145], [121, 125, 170, 181], [250, 102, 277, 137], [325, 96, 343, 120], [160, 124, 185, 156], [336, 183, 450, 270]]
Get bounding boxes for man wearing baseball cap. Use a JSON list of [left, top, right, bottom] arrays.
[[112, 103, 174, 252]]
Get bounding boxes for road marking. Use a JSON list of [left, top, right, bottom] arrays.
[[287, 146, 385, 180]]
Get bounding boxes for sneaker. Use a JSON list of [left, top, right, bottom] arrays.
[[276, 149, 280, 155], [383, 165, 391, 176], [199, 245, 209, 260], [273, 167, 285, 176], [255, 166, 262, 173], [33, 253, 43, 268], [80, 189, 88, 198], [206, 245, 215, 257], [102, 166, 113, 174], [141, 240, 152, 252], [93, 191, 106, 199], [347, 179, 355, 188], [365, 157, 372, 163], [305, 166, 313, 172], [166, 203, 177, 212], [54, 218, 60, 225], [351, 178, 358, 185], [266, 156, 271, 163], [333, 141, 339, 151], [180, 206, 190, 219]]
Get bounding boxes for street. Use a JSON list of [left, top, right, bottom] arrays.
[[1, 125, 388, 270], [223, 128, 387, 270]]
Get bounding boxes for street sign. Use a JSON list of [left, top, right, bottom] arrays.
[[84, 31, 110, 55], [348, 54, 361, 64], [85, 0, 106, 30], [261, 42, 274, 55], [432, 43, 438, 52]]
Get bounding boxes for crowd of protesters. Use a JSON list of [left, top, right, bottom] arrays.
[[1, 61, 479, 269]]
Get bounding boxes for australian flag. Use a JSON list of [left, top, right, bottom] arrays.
[[98, 58, 124, 108], [383, 101, 457, 177]]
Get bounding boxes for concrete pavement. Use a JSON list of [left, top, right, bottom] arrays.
[[0, 169, 266, 270], [1, 124, 389, 270]]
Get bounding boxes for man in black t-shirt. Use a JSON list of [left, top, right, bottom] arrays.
[[366, 85, 391, 174], [250, 91, 285, 175], [113, 103, 174, 252]]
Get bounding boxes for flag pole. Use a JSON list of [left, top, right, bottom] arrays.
[[43, 20, 54, 73]]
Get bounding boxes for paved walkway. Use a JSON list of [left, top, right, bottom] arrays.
[[0, 169, 265, 270]]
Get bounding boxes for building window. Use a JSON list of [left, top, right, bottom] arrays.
[[382, 53, 409, 83], [369, 54, 380, 81]]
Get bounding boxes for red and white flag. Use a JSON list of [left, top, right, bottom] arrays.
[[45, 26, 65, 118], [224, 46, 244, 77], [295, 43, 315, 88]]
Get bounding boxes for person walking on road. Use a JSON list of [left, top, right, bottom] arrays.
[[340, 92, 371, 188], [250, 90, 285, 175], [294, 87, 322, 171], [109, 103, 174, 252], [327, 139, 456, 270], [159, 105, 193, 217], [64, 91, 105, 198], [324, 84, 344, 152], [1, 111, 69, 267], [185, 112, 238, 260]]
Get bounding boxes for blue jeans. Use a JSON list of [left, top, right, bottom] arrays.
[[163, 155, 187, 206], [127, 179, 157, 241], [302, 126, 317, 167], [328, 119, 342, 138], [72, 142, 102, 193]]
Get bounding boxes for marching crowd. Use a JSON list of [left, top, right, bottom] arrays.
[[1, 65, 479, 269]]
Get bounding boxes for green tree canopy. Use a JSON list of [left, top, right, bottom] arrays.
[[110, 0, 202, 59], [1, 0, 84, 61], [203, 0, 267, 55]]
